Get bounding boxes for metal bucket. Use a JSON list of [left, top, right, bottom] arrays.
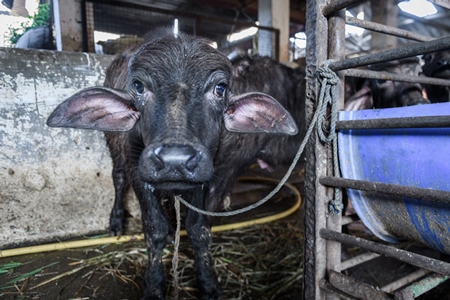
[[338, 103, 450, 254]]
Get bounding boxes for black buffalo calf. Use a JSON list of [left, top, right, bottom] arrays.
[[422, 50, 450, 103], [345, 57, 429, 110], [47, 30, 304, 300]]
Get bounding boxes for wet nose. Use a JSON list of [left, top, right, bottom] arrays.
[[151, 144, 201, 171], [437, 59, 450, 67]]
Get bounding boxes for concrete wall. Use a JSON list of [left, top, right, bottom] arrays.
[[0, 48, 138, 248]]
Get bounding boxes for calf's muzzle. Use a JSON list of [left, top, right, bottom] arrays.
[[140, 143, 213, 188]]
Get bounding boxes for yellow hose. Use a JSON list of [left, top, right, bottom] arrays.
[[0, 177, 301, 258]]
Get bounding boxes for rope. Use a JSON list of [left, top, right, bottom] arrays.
[[176, 60, 343, 216], [316, 60, 343, 214], [171, 197, 181, 300]]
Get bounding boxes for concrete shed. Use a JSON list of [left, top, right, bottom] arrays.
[[0, 48, 139, 248]]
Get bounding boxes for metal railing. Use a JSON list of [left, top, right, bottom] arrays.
[[303, 0, 450, 299]]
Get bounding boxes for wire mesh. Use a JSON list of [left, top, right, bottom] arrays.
[[84, 0, 278, 58]]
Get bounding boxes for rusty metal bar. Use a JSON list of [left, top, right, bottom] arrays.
[[336, 115, 450, 130], [345, 68, 450, 87], [303, 0, 330, 298], [320, 229, 450, 276], [328, 36, 450, 71], [394, 273, 450, 300], [322, 0, 367, 17], [381, 269, 431, 293], [340, 252, 380, 271], [319, 279, 357, 300], [328, 270, 394, 300], [326, 8, 346, 300], [320, 177, 450, 204], [342, 214, 359, 226], [346, 16, 434, 42]]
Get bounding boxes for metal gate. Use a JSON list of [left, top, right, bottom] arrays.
[[303, 0, 450, 299]]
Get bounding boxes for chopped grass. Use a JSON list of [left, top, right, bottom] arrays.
[[0, 261, 59, 290], [0, 220, 303, 299]]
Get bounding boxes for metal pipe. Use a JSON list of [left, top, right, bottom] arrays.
[[381, 269, 431, 293], [319, 177, 450, 204], [328, 36, 450, 71], [346, 16, 434, 42], [336, 115, 450, 130], [327, 270, 394, 299], [345, 68, 450, 87], [320, 229, 450, 276], [322, 0, 367, 17], [319, 279, 357, 300], [394, 273, 450, 299], [326, 8, 346, 295], [340, 252, 380, 271], [303, 0, 330, 298], [342, 214, 359, 225]]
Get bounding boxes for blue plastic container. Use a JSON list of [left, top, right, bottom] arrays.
[[338, 103, 450, 254]]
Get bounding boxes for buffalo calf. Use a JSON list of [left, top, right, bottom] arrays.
[[422, 50, 450, 103], [345, 57, 429, 110], [47, 30, 303, 299]]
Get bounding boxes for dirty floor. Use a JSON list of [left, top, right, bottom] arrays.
[[1, 164, 449, 299]]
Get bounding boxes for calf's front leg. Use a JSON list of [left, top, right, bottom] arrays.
[[185, 189, 222, 300], [105, 132, 130, 236], [136, 184, 170, 300]]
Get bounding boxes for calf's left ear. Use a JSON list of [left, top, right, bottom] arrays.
[[223, 92, 298, 135]]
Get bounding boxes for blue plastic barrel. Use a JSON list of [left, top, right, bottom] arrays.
[[338, 103, 450, 254]]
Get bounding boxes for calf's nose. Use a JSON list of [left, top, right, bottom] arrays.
[[152, 144, 201, 171], [437, 60, 450, 67]]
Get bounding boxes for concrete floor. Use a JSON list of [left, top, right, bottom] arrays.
[[1, 163, 449, 299]]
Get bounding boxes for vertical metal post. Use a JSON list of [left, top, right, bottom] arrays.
[[303, 0, 330, 299], [52, 0, 62, 51], [325, 7, 346, 300]]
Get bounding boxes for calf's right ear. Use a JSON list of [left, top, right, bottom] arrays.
[[47, 87, 140, 131], [224, 92, 298, 135]]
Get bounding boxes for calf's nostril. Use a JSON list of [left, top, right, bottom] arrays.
[[151, 146, 165, 170], [186, 153, 201, 171]]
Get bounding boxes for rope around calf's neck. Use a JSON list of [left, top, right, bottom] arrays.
[[176, 61, 343, 217]]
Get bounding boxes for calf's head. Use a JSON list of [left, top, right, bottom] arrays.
[[47, 33, 298, 190], [369, 58, 429, 108], [422, 50, 450, 79], [421, 50, 450, 103]]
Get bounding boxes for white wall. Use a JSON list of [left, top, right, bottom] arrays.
[[0, 48, 139, 248]]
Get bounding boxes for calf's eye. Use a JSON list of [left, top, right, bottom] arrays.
[[214, 83, 226, 97], [133, 80, 145, 94], [422, 54, 432, 62]]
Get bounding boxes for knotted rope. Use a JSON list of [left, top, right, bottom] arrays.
[[316, 61, 343, 215]]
